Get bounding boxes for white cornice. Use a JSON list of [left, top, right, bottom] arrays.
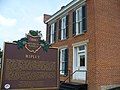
[[45, 0, 86, 23]]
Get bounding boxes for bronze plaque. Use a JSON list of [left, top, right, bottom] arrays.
[[1, 42, 59, 90]]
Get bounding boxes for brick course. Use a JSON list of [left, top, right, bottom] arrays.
[[94, 0, 120, 90]]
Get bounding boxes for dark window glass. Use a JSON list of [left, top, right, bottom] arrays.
[[80, 55, 85, 66], [79, 45, 85, 51]]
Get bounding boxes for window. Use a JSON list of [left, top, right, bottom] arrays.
[[73, 5, 87, 35], [74, 44, 87, 70], [49, 23, 56, 44], [50, 23, 55, 44], [76, 7, 82, 35], [59, 48, 68, 75], [77, 45, 86, 68], [59, 15, 69, 40], [61, 16, 66, 40]]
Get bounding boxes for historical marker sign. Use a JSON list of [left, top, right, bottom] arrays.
[[1, 31, 59, 90]]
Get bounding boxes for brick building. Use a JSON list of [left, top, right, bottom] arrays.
[[44, 0, 120, 90]]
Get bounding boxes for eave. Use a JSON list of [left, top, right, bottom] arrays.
[[45, 0, 86, 24]]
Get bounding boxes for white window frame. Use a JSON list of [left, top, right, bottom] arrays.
[[76, 7, 83, 35], [77, 45, 86, 70], [50, 23, 55, 44], [61, 16, 66, 40], [72, 41, 88, 70], [60, 48, 67, 75], [73, 44, 87, 70]]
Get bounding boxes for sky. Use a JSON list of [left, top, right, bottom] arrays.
[[0, 0, 72, 49]]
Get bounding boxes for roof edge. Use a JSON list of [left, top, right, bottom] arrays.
[[45, 0, 86, 24]]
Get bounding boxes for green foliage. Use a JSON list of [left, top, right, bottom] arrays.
[[13, 37, 28, 49], [39, 40, 51, 52], [29, 30, 41, 36]]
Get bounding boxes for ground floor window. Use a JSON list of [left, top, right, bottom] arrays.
[[59, 48, 68, 75], [73, 44, 87, 80]]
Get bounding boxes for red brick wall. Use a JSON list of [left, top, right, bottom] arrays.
[[45, 0, 120, 90], [48, 1, 97, 89], [94, 0, 120, 90], [87, 0, 97, 89]]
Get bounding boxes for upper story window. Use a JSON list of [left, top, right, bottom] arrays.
[[61, 16, 66, 40], [48, 22, 57, 44], [50, 23, 55, 44], [73, 4, 87, 36], [59, 15, 69, 40]]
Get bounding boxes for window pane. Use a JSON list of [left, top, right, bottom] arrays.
[[0, 58, 1, 63], [79, 7, 82, 21], [62, 62, 65, 73], [79, 45, 85, 51], [52, 34, 54, 43], [63, 18, 66, 29], [60, 62, 62, 70], [50, 23, 55, 43], [76, 10, 79, 21], [61, 50, 65, 61], [62, 16, 66, 29], [61, 16, 66, 39], [82, 18, 86, 32], [76, 7, 82, 22], [63, 29, 66, 39], [78, 22, 80, 34], [82, 5, 86, 18], [76, 22, 81, 35], [80, 55, 85, 66]]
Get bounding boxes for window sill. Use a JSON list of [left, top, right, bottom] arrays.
[[60, 74, 68, 77], [58, 38, 67, 42], [73, 31, 87, 38], [61, 38, 67, 40]]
